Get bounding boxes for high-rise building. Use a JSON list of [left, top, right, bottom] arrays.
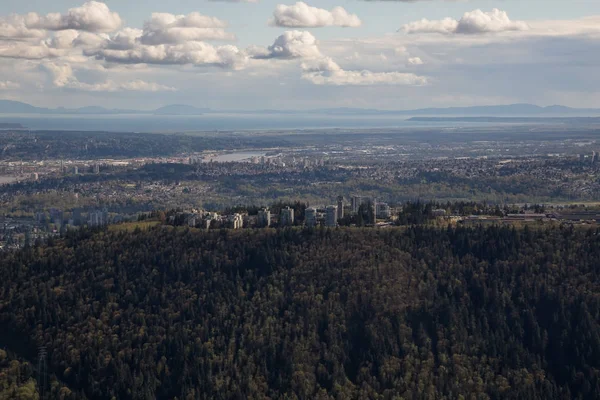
[[593, 151, 599, 164], [72, 208, 82, 226], [73, 166, 79, 175], [351, 196, 363, 214], [305, 207, 318, 227], [258, 208, 271, 227], [50, 208, 64, 224], [280, 207, 295, 226], [88, 210, 106, 227], [187, 214, 199, 227], [94, 164, 100, 174], [229, 213, 244, 229], [337, 196, 344, 221], [204, 212, 219, 229], [326, 205, 338, 227]]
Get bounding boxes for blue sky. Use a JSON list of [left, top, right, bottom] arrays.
[[1, 0, 600, 110]]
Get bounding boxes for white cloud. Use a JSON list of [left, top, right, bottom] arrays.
[[72, 31, 110, 48], [102, 28, 142, 50], [0, 15, 46, 40], [253, 30, 322, 59], [271, 2, 361, 28], [92, 79, 176, 92], [26, 1, 122, 33], [403, 9, 529, 35], [42, 62, 175, 92], [302, 57, 428, 86], [403, 18, 458, 35], [140, 12, 235, 45], [43, 63, 75, 87], [45, 30, 81, 49], [408, 57, 424, 65], [88, 42, 248, 69], [0, 41, 64, 60], [74, 10, 243, 69], [0, 81, 20, 90]]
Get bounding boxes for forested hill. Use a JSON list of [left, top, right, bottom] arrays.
[[1, 225, 600, 399]]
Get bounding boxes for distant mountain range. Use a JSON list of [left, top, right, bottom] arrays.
[[0, 100, 208, 116], [1, 100, 600, 117]]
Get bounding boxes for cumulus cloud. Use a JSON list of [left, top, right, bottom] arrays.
[[408, 57, 424, 65], [101, 28, 142, 50], [252, 30, 322, 59], [42, 62, 175, 91], [271, 2, 361, 28], [403, 9, 529, 35], [0, 15, 46, 40], [140, 12, 235, 45], [45, 30, 81, 49], [72, 31, 110, 48], [67, 9, 243, 70], [26, 1, 122, 33], [88, 42, 248, 69], [75, 10, 244, 69], [302, 57, 428, 86], [0, 41, 64, 60], [0, 81, 20, 90]]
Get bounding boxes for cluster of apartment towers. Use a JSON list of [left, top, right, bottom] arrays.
[[252, 196, 392, 229]]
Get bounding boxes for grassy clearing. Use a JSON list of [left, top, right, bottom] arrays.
[[108, 220, 161, 232]]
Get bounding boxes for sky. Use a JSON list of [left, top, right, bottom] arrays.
[[1, 0, 600, 110]]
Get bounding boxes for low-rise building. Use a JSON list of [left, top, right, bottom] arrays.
[[376, 203, 392, 219]]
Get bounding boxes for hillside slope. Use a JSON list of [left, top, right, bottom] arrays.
[[1, 226, 599, 399]]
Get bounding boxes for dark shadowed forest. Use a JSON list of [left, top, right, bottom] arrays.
[[1, 225, 600, 399]]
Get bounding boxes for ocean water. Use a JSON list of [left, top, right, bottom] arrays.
[[0, 113, 470, 133]]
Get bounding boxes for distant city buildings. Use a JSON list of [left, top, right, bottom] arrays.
[[305, 207, 318, 227], [258, 208, 271, 227], [376, 203, 392, 219], [88, 209, 108, 227], [280, 207, 295, 226], [351, 196, 364, 214], [187, 214, 199, 227], [50, 208, 63, 224], [337, 196, 344, 221], [229, 214, 244, 230], [432, 209, 447, 217], [326, 205, 338, 227], [204, 212, 219, 229]]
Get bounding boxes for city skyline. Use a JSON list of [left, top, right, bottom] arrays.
[[1, 1, 599, 110]]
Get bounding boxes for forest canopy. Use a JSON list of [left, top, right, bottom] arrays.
[[1, 225, 600, 399]]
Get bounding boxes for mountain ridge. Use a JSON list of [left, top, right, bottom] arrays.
[[1, 100, 600, 116]]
